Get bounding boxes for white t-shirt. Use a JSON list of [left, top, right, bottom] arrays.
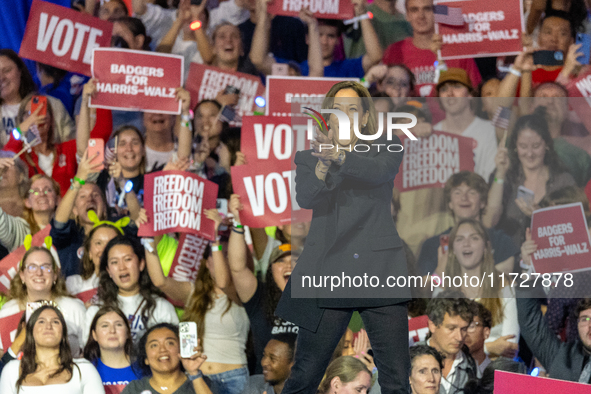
[[0, 297, 86, 357], [145, 145, 175, 172], [1, 103, 20, 148], [434, 116, 498, 181], [65, 273, 99, 304], [0, 358, 105, 394], [84, 293, 179, 344], [37, 152, 55, 176]]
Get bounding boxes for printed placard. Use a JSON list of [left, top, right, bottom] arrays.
[[393, 130, 475, 192], [169, 233, 208, 283], [241, 115, 310, 163], [139, 171, 218, 240], [494, 371, 591, 393], [231, 161, 300, 227], [185, 63, 265, 118], [530, 203, 591, 274], [90, 48, 183, 114], [266, 0, 354, 20], [266, 76, 358, 117], [566, 72, 591, 134], [0, 311, 24, 353], [19, 0, 112, 76], [408, 315, 430, 344], [435, 0, 524, 60]]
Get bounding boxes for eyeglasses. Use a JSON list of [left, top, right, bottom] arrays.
[[383, 79, 410, 90], [29, 188, 54, 196], [578, 316, 591, 325], [467, 321, 481, 332], [25, 264, 53, 274]]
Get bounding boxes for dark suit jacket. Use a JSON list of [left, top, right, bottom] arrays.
[[276, 135, 411, 332], [516, 285, 588, 382]]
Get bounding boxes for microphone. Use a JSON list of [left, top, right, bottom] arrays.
[[343, 12, 373, 29]]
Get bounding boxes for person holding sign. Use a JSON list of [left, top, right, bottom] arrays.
[[85, 236, 179, 344], [0, 243, 87, 357], [0, 305, 104, 394], [275, 81, 410, 394]]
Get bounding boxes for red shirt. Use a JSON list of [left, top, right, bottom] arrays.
[[5, 109, 113, 197], [382, 37, 482, 97]]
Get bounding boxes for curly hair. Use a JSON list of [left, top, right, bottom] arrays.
[[8, 247, 71, 304], [426, 289, 477, 327], [97, 236, 166, 328]]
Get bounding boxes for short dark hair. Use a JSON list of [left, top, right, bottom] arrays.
[[575, 298, 591, 318], [269, 333, 297, 362], [410, 345, 444, 371], [444, 171, 489, 212], [427, 290, 477, 327], [474, 302, 493, 329], [318, 19, 345, 35]]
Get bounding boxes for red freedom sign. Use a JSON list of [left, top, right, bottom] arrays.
[[266, 76, 358, 117], [530, 202, 591, 274], [19, 0, 112, 76], [266, 0, 354, 20], [241, 115, 311, 162], [231, 161, 301, 227], [90, 48, 183, 114], [186, 63, 265, 118], [436, 0, 523, 60], [0, 226, 51, 293], [169, 233, 208, 283], [394, 130, 475, 192], [408, 315, 430, 344], [139, 171, 218, 240], [494, 371, 591, 393], [0, 311, 24, 353]]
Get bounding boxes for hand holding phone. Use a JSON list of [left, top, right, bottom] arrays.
[[88, 138, 105, 171], [180, 321, 198, 358], [576, 33, 591, 64], [516, 185, 535, 206], [31, 96, 47, 117]]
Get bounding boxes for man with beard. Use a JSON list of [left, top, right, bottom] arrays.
[[433, 68, 497, 181], [243, 334, 296, 394]]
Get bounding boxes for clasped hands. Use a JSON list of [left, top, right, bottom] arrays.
[[311, 128, 341, 166]]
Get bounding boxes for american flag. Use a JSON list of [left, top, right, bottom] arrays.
[[491, 106, 512, 130], [433, 5, 464, 26], [25, 125, 41, 148]]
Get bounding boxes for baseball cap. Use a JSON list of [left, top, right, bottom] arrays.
[[270, 244, 291, 264], [436, 68, 473, 91]]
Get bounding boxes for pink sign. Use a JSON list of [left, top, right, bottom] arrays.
[[494, 371, 591, 393]]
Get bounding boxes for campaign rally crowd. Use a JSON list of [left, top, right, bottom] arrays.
[[2, 0, 591, 392]]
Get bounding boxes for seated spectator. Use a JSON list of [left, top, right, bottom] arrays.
[[485, 107, 576, 247], [463, 358, 527, 394], [122, 323, 212, 394], [0, 245, 86, 356], [343, 0, 412, 59], [242, 334, 296, 394], [434, 69, 498, 181], [0, 305, 103, 394], [382, 0, 481, 97], [408, 345, 443, 394], [66, 221, 121, 305], [84, 236, 179, 343], [418, 171, 517, 277], [464, 303, 492, 376], [83, 305, 141, 390], [227, 196, 298, 373], [440, 219, 519, 358], [145, 209, 249, 394], [419, 292, 478, 393]]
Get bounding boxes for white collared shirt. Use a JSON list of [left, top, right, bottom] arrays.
[[427, 338, 465, 394]]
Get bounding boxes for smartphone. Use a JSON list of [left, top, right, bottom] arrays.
[[272, 63, 289, 76], [577, 33, 591, 65], [533, 50, 564, 66], [179, 321, 198, 358], [439, 234, 450, 253], [517, 185, 535, 206], [217, 198, 229, 232], [31, 95, 47, 117], [26, 302, 43, 322], [88, 138, 105, 171], [218, 105, 241, 123]]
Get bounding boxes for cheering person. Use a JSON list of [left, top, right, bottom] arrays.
[[275, 81, 411, 394]]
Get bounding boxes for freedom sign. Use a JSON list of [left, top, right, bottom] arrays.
[[394, 130, 475, 192], [0, 311, 24, 354], [530, 203, 591, 274], [169, 233, 208, 283], [231, 161, 300, 227], [408, 315, 430, 344], [90, 48, 183, 114], [241, 115, 311, 162], [139, 171, 219, 240], [267, 0, 354, 20], [494, 371, 591, 393], [266, 76, 358, 117], [19, 0, 112, 76], [186, 63, 265, 118], [0, 226, 51, 293], [435, 0, 524, 60]]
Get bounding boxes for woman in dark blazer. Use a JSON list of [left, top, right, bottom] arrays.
[[276, 81, 412, 394]]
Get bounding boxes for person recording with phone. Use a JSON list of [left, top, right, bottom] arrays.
[[275, 81, 411, 394], [122, 323, 212, 394]]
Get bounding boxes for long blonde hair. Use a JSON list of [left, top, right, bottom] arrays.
[[23, 174, 60, 235], [445, 219, 503, 326]]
